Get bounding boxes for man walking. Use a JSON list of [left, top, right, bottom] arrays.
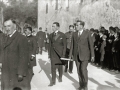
[[69, 20, 94, 90], [48, 22, 66, 86], [1, 18, 30, 90]]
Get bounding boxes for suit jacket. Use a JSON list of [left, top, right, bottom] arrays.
[[1, 31, 30, 90], [27, 35, 37, 67], [69, 30, 94, 61], [36, 31, 46, 47], [65, 31, 73, 49], [49, 31, 67, 64]]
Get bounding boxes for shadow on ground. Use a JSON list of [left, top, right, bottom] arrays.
[[89, 78, 120, 90]]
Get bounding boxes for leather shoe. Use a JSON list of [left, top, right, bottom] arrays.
[[78, 87, 83, 90], [69, 71, 73, 74], [78, 87, 85, 90], [48, 83, 55, 86], [58, 79, 62, 82]]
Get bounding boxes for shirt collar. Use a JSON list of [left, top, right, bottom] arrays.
[[9, 30, 16, 37], [78, 29, 83, 33], [54, 30, 59, 34], [27, 34, 31, 37]]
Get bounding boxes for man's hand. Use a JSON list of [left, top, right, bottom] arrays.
[[91, 57, 95, 63], [31, 55, 35, 60], [18, 75, 23, 82]]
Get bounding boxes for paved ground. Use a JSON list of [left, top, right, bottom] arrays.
[[31, 51, 120, 90]]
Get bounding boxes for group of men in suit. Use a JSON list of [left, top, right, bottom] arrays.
[[90, 26, 120, 74], [48, 21, 94, 90], [0, 17, 94, 90]]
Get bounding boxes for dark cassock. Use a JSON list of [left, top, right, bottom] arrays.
[[94, 34, 102, 66], [49, 31, 66, 85], [1, 31, 30, 90], [26, 34, 37, 81]]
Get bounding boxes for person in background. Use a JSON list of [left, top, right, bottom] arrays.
[[105, 26, 115, 71], [100, 34, 107, 69], [90, 28, 95, 44], [36, 27, 46, 54], [112, 31, 120, 74], [64, 25, 74, 73], [24, 26, 37, 81], [94, 30, 103, 67]]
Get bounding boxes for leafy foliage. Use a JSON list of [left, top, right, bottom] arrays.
[[3, 0, 37, 27]]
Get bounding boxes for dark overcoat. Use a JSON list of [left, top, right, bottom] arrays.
[[1, 31, 30, 90], [36, 31, 46, 47], [0, 32, 6, 63], [27, 35, 37, 67]]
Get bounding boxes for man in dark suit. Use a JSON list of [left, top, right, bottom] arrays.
[[1, 18, 30, 90], [64, 25, 74, 73], [106, 26, 115, 71], [24, 26, 37, 81], [69, 20, 94, 90], [36, 27, 46, 54], [48, 22, 66, 86]]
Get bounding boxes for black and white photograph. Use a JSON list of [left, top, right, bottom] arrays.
[[0, 0, 120, 90]]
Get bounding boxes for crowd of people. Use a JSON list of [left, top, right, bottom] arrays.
[[0, 17, 120, 90], [90, 26, 120, 74]]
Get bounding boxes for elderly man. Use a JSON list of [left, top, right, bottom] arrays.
[[1, 18, 30, 90], [69, 20, 94, 90]]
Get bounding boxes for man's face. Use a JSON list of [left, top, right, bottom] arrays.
[[24, 28, 31, 36], [76, 22, 83, 31], [52, 24, 58, 32], [69, 27, 74, 32], [4, 20, 16, 35]]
